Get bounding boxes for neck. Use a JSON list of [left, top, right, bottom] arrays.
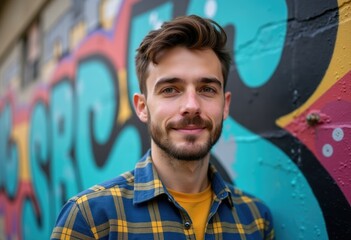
[[151, 143, 210, 194]]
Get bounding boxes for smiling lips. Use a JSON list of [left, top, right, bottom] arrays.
[[174, 125, 206, 134], [166, 115, 213, 135]]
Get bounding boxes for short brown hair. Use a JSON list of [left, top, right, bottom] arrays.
[[135, 15, 231, 95]]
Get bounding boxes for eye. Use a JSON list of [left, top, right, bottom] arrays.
[[161, 87, 179, 96], [200, 86, 217, 95], [202, 87, 215, 92]]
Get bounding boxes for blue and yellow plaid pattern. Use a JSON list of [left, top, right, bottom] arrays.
[[51, 151, 274, 239]]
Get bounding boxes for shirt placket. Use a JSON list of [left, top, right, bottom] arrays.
[[204, 192, 228, 240], [166, 193, 197, 240]]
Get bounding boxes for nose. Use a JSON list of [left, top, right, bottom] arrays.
[[180, 90, 201, 116]]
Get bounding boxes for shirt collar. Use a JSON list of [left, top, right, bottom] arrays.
[[133, 150, 233, 207]]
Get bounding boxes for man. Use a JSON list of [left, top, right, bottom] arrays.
[[51, 15, 274, 239]]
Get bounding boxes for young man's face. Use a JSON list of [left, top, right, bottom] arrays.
[[134, 47, 231, 161]]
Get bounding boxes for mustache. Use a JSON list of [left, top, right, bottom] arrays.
[[166, 115, 213, 130]]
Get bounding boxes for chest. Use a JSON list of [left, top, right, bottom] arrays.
[[96, 197, 265, 240]]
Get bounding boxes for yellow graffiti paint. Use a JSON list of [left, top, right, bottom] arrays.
[[277, 0, 351, 127], [100, 0, 114, 29], [70, 21, 87, 51], [117, 69, 132, 125], [12, 123, 31, 181]]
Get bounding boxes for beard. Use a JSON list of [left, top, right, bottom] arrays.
[[148, 113, 223, 161]]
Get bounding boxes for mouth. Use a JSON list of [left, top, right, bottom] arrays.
[[172, 125, 206, 134], [167, 116, 212, 134], [175, 126, 205, 134]]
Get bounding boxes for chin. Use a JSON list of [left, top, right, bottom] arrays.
[[169, 144, 210, 161]]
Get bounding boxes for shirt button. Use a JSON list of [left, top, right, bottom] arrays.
[[184, 221, 191, 229]]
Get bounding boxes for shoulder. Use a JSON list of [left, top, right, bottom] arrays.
[[226, 184, 273, 222], [53, 170, 137, 225], [229, 185, 267, 204], [51, 172, 135, 239], [225, 184, 275, 238], [70, 170, 135, 203]]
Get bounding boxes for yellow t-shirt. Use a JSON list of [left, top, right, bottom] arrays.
[[168, 185, 212, 240]]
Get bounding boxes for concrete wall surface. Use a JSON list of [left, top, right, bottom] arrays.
[[0, 0, 350, 239]]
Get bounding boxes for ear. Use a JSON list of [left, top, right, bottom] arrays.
[[223, 91, 231, 120], [133, 93, 148, 123]]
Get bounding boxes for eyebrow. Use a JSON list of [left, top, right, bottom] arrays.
[[154, 77, 223, 90], [200, 77, 223, 88], [155, 77, 181, 87]]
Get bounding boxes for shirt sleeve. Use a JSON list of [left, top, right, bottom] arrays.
[[51, 200, 96, 240], [264, 204, 275, 240]]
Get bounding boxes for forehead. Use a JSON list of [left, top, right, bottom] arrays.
[[146, 47, 223, 89]]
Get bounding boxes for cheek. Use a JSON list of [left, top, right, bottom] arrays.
[[148, 104, 176, 124], [205, 103, 225, 120]]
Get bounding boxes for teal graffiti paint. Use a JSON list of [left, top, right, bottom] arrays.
[[50, 80, 78, 216], [2, 104, 19, 198], [23, 102, 51, 239], [75, 56, 144, 188], [218, 117, 328, 240], [187, 0, 287, 87], [127, 1, 173, 101], [104, 125, 141, 176]]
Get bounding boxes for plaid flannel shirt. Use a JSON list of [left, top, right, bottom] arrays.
[[51, 150, 274, 239]]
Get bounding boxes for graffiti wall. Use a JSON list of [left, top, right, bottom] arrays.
[[0, 0, 350, 239]]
